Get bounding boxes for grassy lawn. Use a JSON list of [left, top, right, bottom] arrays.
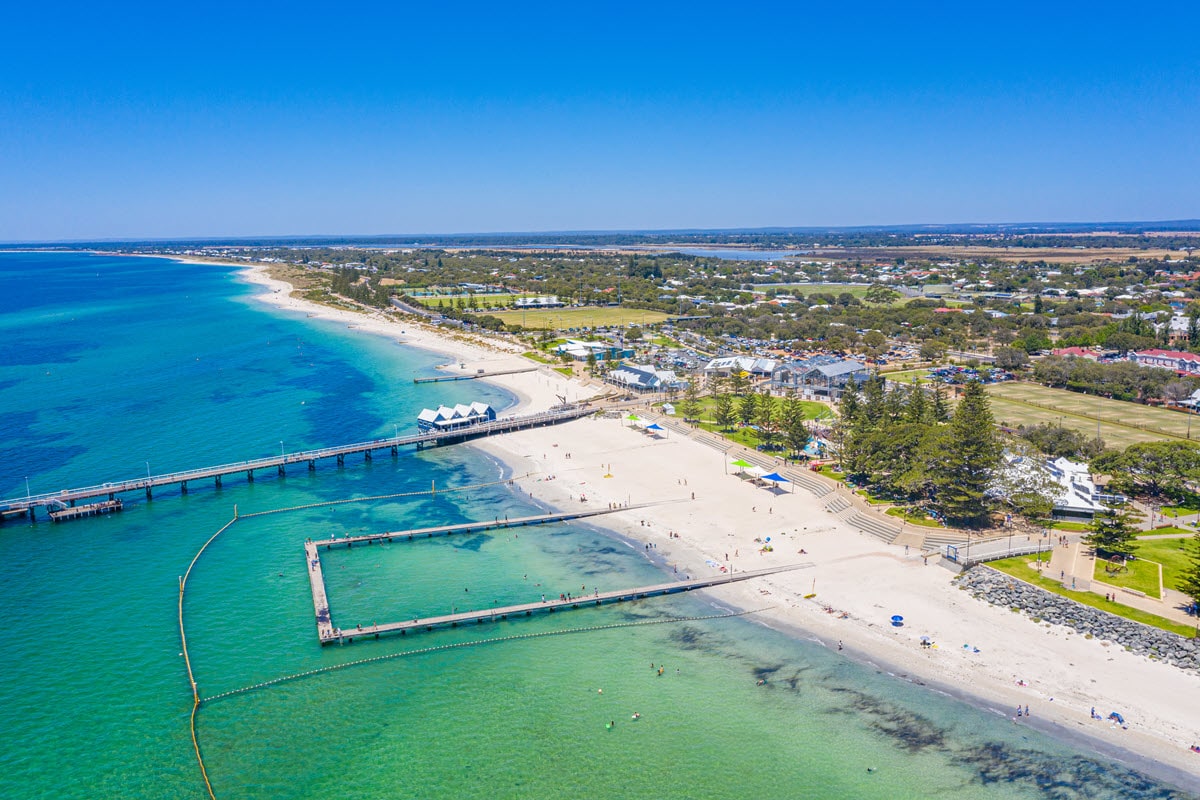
[[694, 421, 772, 451], [489, 306, 671, 330], [691, 394, 830, 421], [1143, 525, 1194, 536], [985, 381, 1197, 447], [553, 366, 574, 377], [1162, 505, 1200, 519], [880, 368, 931, 383], [686, 395, 831, 453], [1093, 556, 1161, 597], [985, 557, 1195, 638], [522, 351, 557, 364], [1133, 537, 1196, 592], [765, 283, 912, 306], [855, 489, 892, 505], [416, 293, 529, 309], [886, 506, 944, 528], [817, 465, 845, 481], [1050, 521, 1091, 531]]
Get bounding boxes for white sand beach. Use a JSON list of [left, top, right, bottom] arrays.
[[233, 259, 1200, 788]]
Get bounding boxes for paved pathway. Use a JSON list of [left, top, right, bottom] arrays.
[[1041, 534, 1198, 629]]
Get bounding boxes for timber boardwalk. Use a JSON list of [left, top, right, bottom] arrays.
[[1, 405, 591, 520], [308, 560, 809, 644]]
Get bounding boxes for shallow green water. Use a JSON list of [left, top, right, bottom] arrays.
[[0, 253, 1193, 799]]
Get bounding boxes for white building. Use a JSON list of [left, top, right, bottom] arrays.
[[998, 454, 1126, 518], [417, 402, 496, 432]]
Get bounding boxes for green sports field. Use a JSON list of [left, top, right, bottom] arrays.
[[985, 381, 1198, 449], [487, 306, 671, 330]]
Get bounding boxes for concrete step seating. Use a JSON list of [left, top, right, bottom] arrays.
[[787, 469, 832, 497], [922, 530, 971, 550], [824, 495, 851, 514], [847, 511, 902, 544]]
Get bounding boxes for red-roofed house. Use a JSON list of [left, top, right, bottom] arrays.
[[1051, 347, 1100, 360], [1131, 349, 1200, 376]]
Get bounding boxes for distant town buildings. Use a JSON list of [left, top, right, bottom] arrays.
[[1130, 349, 1200, 376]]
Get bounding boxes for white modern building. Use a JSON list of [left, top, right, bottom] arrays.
[[998, 454, 1126, 518]]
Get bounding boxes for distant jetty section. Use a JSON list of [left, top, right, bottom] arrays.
[[1, 405, 591, 521], [413, 366, 537, 384]]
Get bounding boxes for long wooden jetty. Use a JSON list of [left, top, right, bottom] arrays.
[[413, 366, 537, 384], [1, 405, 592, 520], [311, 563, 810, 644], [314, 504, 662, 550]]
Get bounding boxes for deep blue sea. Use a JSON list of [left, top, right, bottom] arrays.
[[0, 252, 1193, 799]]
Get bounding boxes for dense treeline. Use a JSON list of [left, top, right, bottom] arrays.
[[328, 267, 392, 308], [834, 377, 1011, 526], [1032, 357, 1200, 402]]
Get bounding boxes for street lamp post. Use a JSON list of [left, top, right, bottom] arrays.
[[25, 476, 30, 501], [280, 440, 285, 458], [145, 461, 151, 479]]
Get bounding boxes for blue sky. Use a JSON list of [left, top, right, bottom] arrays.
[[2, 1, 1197, 240]]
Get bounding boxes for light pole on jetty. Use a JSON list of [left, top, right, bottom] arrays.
[[145, 461, 150, 480], [280, 440, 285, 458]]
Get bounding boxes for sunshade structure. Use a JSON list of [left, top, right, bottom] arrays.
[[729, 458, 755, 474], [642, 422, 666, 438], [759, 471, 792, 494]]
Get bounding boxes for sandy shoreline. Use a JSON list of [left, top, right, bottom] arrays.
[[194, 257, 1200, 791]]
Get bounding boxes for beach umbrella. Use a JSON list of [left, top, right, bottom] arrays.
[[890, 615, 904, 627]]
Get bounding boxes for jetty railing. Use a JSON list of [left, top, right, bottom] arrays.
[[2, 405, 593, 515]]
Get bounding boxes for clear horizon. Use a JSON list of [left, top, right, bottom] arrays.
[[2, 1, 1197, 241]]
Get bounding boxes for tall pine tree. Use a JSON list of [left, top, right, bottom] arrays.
[[905, 378, 929, 424], [931, 382, 951, 422], [931, 380, 1000, 526], [1084, 505, 1140, 558]]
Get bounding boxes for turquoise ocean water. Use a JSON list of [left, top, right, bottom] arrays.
[[0, 252, 1193, 799]]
